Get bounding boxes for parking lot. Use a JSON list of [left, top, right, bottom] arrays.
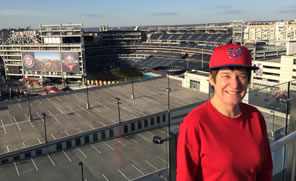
[[0, 77, 206, 154], [0, 126, 173, 181]]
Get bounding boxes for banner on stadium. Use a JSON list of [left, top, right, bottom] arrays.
[[22, 52, 61, 72], [61, 52, 80, 73]]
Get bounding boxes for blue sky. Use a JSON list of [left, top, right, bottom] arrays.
[[0, 0, 295, 28]]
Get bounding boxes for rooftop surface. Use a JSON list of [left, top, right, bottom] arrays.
[[0, 77, 207, 155]]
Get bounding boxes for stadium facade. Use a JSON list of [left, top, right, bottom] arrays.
[[0, 21, 295, 87]]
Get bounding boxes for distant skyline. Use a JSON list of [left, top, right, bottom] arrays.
[[0, 0, 295, 28]]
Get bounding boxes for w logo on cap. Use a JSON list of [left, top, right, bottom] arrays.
[[227, 48, 242, 58]]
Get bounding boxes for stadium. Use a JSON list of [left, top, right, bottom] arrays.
[[0, 22, 295, 180]]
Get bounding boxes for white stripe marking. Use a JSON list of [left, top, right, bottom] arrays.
[[51, 134, 56, 140], [13, 116, 21, 131], [131, 164, 144, 175], [102, 174, 109, 181], [145, 160, 158, 170], [89, 124, 95, 130], [91, 145, 101, 154], [1, 120, 7, 134], [48, 110, 59, 122], [6, 146, 9, 152], [138, 134, 151, 142], [103, 142, 114, 150], [25, 114, 34, 128], [22, 142, 26, 148], [18, 103, 21, 108], [47, 154, 56, 166], [117, 169, 130, 181], [63, 151, 72, 162], [157, 156, 167, 163], [116, 139, 127, 147], [37, 137, 42, 144], [64, 131, 70, 136], [31, 158, 38, 171], [77, 147, 87, 158], [14, 162, 20, 176]]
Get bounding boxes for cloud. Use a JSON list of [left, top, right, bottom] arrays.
[[80, 13, 105, 18], [152, 12, 178, 16], [219, 10, 246, 14], [274, 4, 296, 14], [0, 9, 52, 17]]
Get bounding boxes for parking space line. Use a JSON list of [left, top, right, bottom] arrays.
[[147, 132, 156, 136], [77, 147, 87, 158], [56, 97, 62, 101], [88, 124, 95, 130], [25, 114, 34, 128], [103, 141, 114, 150], [69, 106, 82, 117], [14, 162, 20, 176], [137, 134, 151, 142], [1, 119, 7, 134], [37, 137, 42, 144], [100, 121, 106, 126], [12, 116, 21, 131], [127, 136, 138, 144], [47, 154, 56, 166], [51, 134, 56, 140], [145, 160, 158, 170], [110, 119, 116, 123], [117, 169, 130, 181], [102, 174, 109, 181], [94, 107, 101, 113], [56, 107, 70, 120], [116, 139, 127, 147], [17, 103, 21, 108], [77, 128, 82, 133], [131, 164, 144, 175], [6, 146, 9, 152], [91, 145, 101, 154], [48, 110, 60, 122], [31, 158, 38, 171], [36, 112, 44, 123], [63, 151, 72, 162], [64, 130, 70, 136], [37, 100, 42, 104], [78, 104, 92, 115], [22, 142, 26, 148], [157, 156, 167, 164]]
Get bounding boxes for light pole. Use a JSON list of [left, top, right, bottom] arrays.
[[166, 87, 171, 133], [131, 78, 135, 100], [42, 113, 48, 144], [25, 91, 32, 121], [86, 83, 90, 110], [78, 161, 84, 181], [115, 97, 121, 124], [271, 111, 275, 137]]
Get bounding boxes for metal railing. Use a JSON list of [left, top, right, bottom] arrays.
[[153, 129, 296, 181]]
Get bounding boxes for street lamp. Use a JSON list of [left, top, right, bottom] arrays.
[[25, 91, 32, 121], [166, 87, 171, 133], [86, 83, 90, 110], [131, 78, 135, 100], [271, 111, 275, 137], [78, 161, 85, 181], [42, 113, 48, 144], [115, 97, 121, 124]]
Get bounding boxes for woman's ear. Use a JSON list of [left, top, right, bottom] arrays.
[[209, 74, 215, 86]]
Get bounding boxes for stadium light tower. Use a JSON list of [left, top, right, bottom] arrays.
[[86, 82, 90, 110]]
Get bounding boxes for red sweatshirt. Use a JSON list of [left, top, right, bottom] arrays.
[[177, 100, 273, 181]]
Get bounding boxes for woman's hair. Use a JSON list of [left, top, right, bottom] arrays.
[[210, 67, 251, 83]]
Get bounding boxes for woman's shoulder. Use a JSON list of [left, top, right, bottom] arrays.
[[182, 101, 210, 126]]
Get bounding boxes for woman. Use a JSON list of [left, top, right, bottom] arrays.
[[177, 44, 273, 181]]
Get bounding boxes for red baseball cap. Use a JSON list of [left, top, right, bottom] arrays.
[[209, 44, 258, 70]]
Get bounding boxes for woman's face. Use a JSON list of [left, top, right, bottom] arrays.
[[209, 67, 249, 107]]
